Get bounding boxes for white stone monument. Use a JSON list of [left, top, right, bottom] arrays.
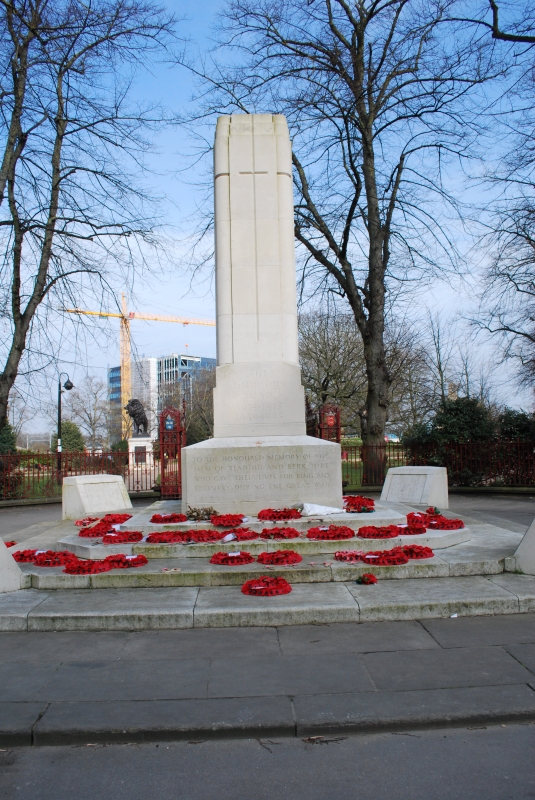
[[380, 466, 448, 509], [505, 519, 535, 575], [62, 474, 133, 520], [0, 540, 24, 593], [181, 114, 342, 514]]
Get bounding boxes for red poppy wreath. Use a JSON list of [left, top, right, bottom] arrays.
[[241, 576, 292, 596], [257, 550, 302, 565]]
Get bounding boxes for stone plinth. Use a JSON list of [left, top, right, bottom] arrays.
[[181, 435, 342, 515], [128, 436, 155, 467], [0, 540, 23, 593], [62, 475, 132, 520], [380, 466, 448, 509], [505, 518, 535, 575]]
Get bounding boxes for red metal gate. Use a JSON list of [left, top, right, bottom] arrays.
[[158, 406, 186, 499], [318, 404, 341, 442]]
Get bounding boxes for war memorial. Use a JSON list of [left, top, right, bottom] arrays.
[[0, 115, 534, 629]]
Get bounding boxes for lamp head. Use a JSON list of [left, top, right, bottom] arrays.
[[63, 379, 74, 391]]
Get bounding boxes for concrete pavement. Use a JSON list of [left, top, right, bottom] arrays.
[[1, 613, 534, 747]]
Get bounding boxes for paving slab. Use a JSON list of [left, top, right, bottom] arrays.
[[0, 630, 133, 663], [0, 702, 49, 746], [35, 658, 211, 702], [293, 684, 535, 735], [276, 620, 439, 655], [0, 589, 49, 631], [207, 652, 375, 697], [488, 573, 535, 612], [32, 696, 295, 746], [118, 627, 281, 660], [361, 645, 534, 691], [0, 661, 61, 701], [194, 584, 360, 627], [505, 644, 535, 676], [27, 588, 199, 631], [421, 613, 535, 648], [347, 576, 521, 622]]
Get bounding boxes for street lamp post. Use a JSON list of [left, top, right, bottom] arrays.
[[57, 373, 74, 475]]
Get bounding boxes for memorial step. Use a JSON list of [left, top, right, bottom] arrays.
[[1, 574, 534, 630], [19, 544, 501, 590]]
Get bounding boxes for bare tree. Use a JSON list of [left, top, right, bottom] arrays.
[[65, 374, 109, 449], [0, 0, 177, 434], [191, 0, 493, 459]]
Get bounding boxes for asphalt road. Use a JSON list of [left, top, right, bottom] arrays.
[[1, 724, 534, 800]]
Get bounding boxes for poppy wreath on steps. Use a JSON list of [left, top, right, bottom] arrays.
[[257, 508, 302, 521], [78, 520, 114, 538], [190, 530, 227, 543], [63, 559, 113, 575], [75, 517, 99, 528], [224, 528, 259, 541], [402, 544, 434, 559], [428, 515, 464, 530], [357, 573, 377, 585], [210, 551, 255, 566], [150, 513, 187, 524], [398, 524, 427, 535], [102, 513, 132, 525], [145, 531, 192, 544], [210, 514, 245, 527], [343, 495, 375, 513], [4, 541, 16, 548], [260, 527, 300, 540], [334, 550, 366, 563], [241, 575, 292, 596], [12, 549, 41, 563], [406, 512, 433, 527], [306, 525, 355, 540], [357, 525, 400, 539], [33, 550, 79, 567], [104, 554, 148, 568], [257, 550, 303, 566], [102, 531, 144, 544], [362, 548, 409, 566], [426, 507, 441, 516]]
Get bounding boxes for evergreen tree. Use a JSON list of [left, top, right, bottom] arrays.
[[0, 422, 17, 454], [52, 420, 85, 452]]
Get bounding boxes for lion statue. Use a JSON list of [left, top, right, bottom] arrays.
[[125, 398, 149, 436]]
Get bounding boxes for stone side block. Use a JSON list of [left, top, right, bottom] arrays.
[[0, 589, 48, 631], [380, 467, 448, 509], [0, 539, 24, 593], [182, 435, 343, 515], [508, 518, 535, 576], [62, 475, 132, 520]]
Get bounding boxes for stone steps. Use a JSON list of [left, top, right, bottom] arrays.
[[56, 528, 471, 560], [1, 574, 534, 630], [20, 546, 503, 590]]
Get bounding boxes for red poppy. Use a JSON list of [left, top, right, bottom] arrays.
[[190, 530, 227, 543], [260, 527, 300, 540], [357, 525, 401, 539], [357, 573, 377, 585], [427, 516, 464, 530], [257, 508, 302, 521], [12, 549, 39, 562], [334, 550, 365, 563], [74, 517, 99, 527], [241, 576, 292, 596], [145, 531, 192, 544], [209, 551, 255, 565], [307, 525, 354, 540], [257, 550, 302, 565], [4, 541, 16, 548], [226, 528, 259, 541], [78, 520, 114, 538], [402, 544, 434, 559], [101, 514, 132, 524], [362, 547, 409, 566], [101, 531, 144, 544], [343, 495, 375, 513], [150, 513, 187, 524], [104, 554, 148, 568], [210, 514, 245, 527], [33, 550, 78, 567], [398, 524, 427, 535], [63, 559, 113, 575]]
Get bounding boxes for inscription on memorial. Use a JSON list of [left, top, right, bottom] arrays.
[[188, 450, 338, 497]]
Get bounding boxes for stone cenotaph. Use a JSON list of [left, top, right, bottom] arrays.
[[181, 114, 342, 514]]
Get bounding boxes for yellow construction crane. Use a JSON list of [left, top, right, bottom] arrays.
[[65, 293, 215, 437]]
